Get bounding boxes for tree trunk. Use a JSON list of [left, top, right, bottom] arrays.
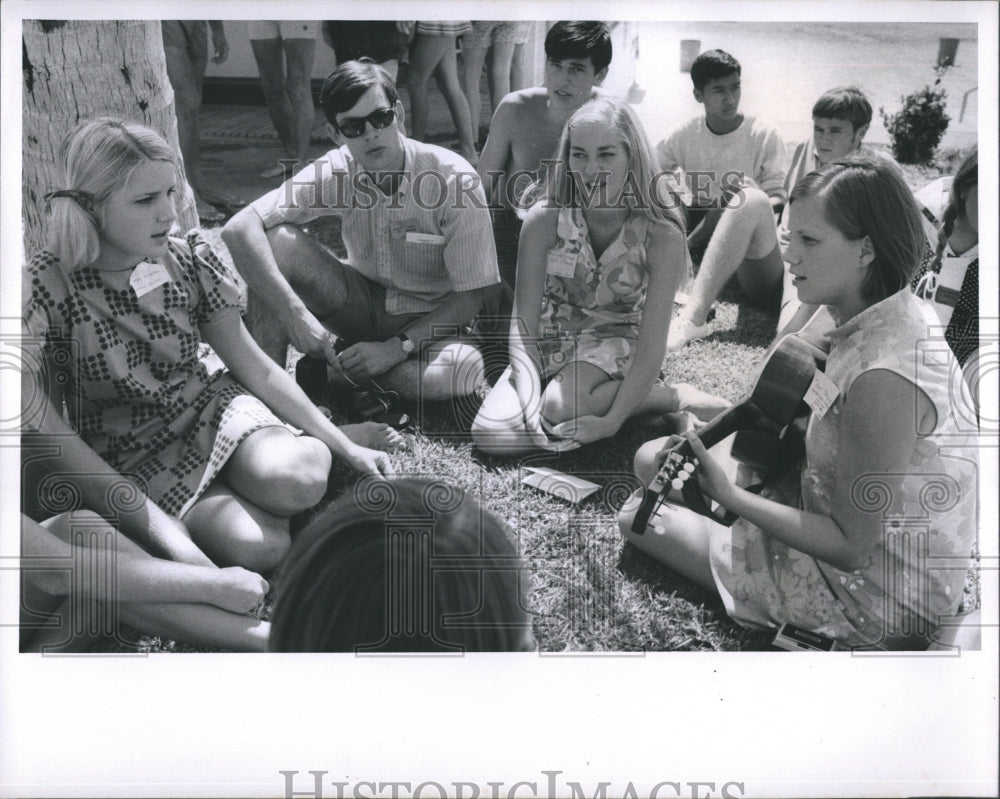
[[22, 20, 197, 257]]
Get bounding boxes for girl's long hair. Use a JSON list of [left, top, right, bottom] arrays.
[[929, 146, 978, 273], [46, 117, 180, 268], [541, 97, 685, 231]]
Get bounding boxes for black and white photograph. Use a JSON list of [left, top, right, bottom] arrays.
[[1, 1, 997, 797]]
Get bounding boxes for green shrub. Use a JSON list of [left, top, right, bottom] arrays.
[[880, 66, 951, 165]]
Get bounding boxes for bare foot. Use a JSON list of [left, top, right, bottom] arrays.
[[673, 383, 730, 422], [342, 422, 404, 451]]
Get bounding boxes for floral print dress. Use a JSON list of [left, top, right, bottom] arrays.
[[708, 291, 977, 647], [536, 206, 651, 381], [23, 232, 290, 518]]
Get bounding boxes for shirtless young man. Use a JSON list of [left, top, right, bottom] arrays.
[[476, 21, 612, 290]]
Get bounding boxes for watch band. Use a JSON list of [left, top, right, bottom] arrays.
[[396, 333, 415, 358]]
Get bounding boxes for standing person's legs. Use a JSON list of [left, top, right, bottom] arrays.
[[162, 22, 216, 216], [281, 36, 317, 162], [461, 21, 495, 143], [461, 42, 490, 142], [250, 36, 295, 159], [407, 33, 451, 142], [431, 36, 477, 163], [486, 39, 516, 113]]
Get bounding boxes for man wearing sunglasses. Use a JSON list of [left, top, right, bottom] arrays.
[[224, 59, 499, 409]]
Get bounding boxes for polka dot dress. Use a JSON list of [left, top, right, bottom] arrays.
[[23, 232, 289, 517]]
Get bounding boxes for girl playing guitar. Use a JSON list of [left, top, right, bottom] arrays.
[[619, 155, 978, 650]]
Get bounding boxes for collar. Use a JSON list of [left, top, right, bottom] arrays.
[[346, 136, 413, 197], [827, 289, 910, 346]]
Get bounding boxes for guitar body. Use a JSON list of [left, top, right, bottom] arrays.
[[631, 334, 827, 533]]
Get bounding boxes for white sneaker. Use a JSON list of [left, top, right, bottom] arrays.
[[667, 317, 712, 350]]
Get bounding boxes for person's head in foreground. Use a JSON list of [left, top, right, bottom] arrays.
[[270, 478, 535, 652], [785, 154, 924, 319]]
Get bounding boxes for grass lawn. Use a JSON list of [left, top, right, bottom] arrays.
[[133, 148, 972, 654]]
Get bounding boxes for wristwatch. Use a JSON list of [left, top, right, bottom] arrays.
[[396, 333, 415, 358]]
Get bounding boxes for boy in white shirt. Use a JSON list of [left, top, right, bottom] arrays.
[[657, 50, 787, 349]]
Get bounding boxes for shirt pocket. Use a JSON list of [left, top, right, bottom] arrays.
[[402, 236, 447, 285]]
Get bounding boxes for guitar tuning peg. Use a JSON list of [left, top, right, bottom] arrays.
[[670, 477, 684, 491], [683, 462, 696, 473], [652, 524, 665, 534]]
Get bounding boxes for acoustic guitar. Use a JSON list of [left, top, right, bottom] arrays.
[[631, 334, 827, 533]]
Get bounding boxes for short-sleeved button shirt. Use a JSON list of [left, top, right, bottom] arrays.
[[251, 137, 499, 315]]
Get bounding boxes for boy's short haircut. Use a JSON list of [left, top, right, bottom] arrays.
[[690, 49, 741, 90], [544, 21, 613, 74], [319, 58, 398, 125], [811, 86, 873, 131]]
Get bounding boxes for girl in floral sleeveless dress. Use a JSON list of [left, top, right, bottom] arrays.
[[21, 118, 396, 649], [620, 155, 977, 649], [473, 97, 725, 454]]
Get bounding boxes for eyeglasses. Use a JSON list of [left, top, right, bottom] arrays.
[[335, 107, 396, 139]]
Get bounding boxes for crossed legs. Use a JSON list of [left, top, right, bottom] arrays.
[[244, 224, 484, 402]]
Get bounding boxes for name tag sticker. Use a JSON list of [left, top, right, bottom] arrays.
[[803, 370, 839, 418], [405, 231, 445, 245], [390, 218, 418, 238], [546, 249, 577, 278], [129, 261, 171, 297]]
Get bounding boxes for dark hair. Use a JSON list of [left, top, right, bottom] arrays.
[[544, 21, 613, 74], [690, 49, 741, 91], [928, 146, 978, 274], [269, 479, 534, 653], [812, 86, 873, 131], [790, 154, 925, 303], [319, 58, 399, 125]]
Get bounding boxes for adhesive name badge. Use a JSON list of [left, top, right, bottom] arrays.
[[405, 231, 446, 245], [129, 261, 171, 297], [803, 369, 839, 419], [546, 249, 577, 278]]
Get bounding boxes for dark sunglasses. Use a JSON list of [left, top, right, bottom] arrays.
[[335, 107, 396, 139]]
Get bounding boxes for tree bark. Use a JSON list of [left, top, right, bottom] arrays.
[[22, 20, 197, 257]]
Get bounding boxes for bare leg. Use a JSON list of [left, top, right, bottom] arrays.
[[250, 38, 296, 157], [682, 187, 783, 327], [431, 39, 477, 162], [616, 437, 733, 593], [539, 361, 727, 426], [220, 426, 331, 516], [242, 223, 352, 365], [618, 488, 721, 593], [461, 44, 490, 142], [486, 40, 516, 115], [407, 34, 450, 142], [183, 426, 332, 575], [282, 37, 317, 162], [163, 41, 214, 214], [20, 513, 271, 652], [378, 340, 485, 401], [510, 43, 528, 92]]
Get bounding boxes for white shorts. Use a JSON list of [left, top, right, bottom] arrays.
[[247, 21, 319, 40]]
